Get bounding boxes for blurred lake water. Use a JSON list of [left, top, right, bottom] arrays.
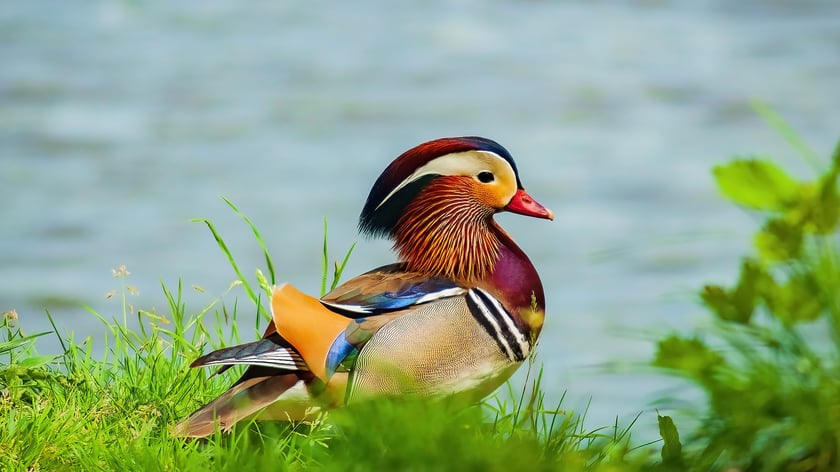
[[2, 0, 839, 434]]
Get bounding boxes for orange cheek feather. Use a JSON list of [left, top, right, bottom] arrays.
[[394, 177, 501, 281], [474, 183, 508, 210]]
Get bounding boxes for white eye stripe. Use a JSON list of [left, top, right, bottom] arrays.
[[375, 151, 515, 210]]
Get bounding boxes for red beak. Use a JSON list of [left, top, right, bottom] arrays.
[[504, 188, 554, 220]]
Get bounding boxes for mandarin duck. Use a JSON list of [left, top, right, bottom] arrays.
[[173, 136, 553, 437]]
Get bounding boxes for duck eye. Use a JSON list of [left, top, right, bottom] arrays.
[[477, 171, 495, 183]]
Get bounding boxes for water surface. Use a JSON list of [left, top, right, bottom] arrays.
[[2, 0, 839, 433]]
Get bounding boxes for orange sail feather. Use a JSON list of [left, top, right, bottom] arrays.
[[271, 284, 351, 381]]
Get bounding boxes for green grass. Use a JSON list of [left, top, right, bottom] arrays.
[[4, 119, 839, 470], [0, 209, 654, 471]]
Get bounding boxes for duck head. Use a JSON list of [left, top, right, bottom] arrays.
[[359, 136, 553, 281]]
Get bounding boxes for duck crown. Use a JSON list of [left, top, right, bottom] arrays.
[[359, 136, 523, 239]]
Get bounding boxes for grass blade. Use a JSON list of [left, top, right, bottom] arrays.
[[753, 101, 822, 169], [331, 242, 356, 291], [191, 216, 269, 321], [45, 309, 67, 354], [222, 197, 276, 285]]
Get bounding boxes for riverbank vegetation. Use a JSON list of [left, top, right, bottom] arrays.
[[3, 123, 839, 470]]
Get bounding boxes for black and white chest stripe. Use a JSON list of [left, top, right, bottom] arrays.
[[465, 288, 530, 362]]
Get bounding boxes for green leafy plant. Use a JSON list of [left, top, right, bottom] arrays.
[[654, 119, 840, 470]]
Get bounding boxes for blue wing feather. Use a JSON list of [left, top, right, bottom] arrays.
[[325, 334, 357, 378], [321, 277, 464, 315]]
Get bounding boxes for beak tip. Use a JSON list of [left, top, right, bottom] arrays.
[[505, 188, 554, 221]]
